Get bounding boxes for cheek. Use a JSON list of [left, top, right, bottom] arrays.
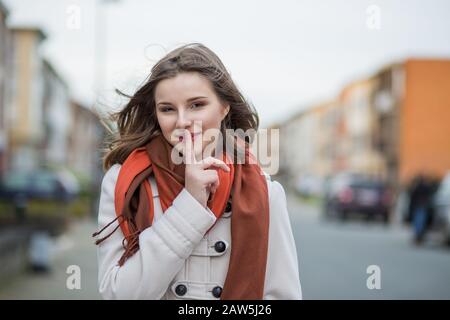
[[200, 108, 224, 130], [157, 114, 174, 137]]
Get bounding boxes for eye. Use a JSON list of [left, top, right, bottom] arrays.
[[159, 106, 174, 112], [191, 102, 204, 109]]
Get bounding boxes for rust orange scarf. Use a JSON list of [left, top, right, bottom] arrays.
[[94, 134, 269, 299]]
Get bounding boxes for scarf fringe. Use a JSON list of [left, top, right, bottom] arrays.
[[92, 214, 125, 244], [92, 214, 143, 267], [118, 229, 141, 266]]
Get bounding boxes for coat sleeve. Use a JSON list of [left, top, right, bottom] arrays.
[[96, 164, 217, 300], [263, 179, 303, 299]]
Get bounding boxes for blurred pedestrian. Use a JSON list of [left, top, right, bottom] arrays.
[[409, 175, 433, 244]]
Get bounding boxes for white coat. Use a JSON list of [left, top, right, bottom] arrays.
[[96, 164, 302, 300]]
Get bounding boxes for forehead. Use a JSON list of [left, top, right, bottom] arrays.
[[154, 72, 216, 102]]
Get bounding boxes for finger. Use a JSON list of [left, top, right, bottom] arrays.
[[210, 183, 218, 195], [211, 177, 220, 191], [207, 182, 215, 192], [200, 157, 230, 172], [212, 179, 219, 192], [208, 179, 219, 195], [183, 130, 196, 165], [205, 180, 219, 198], [203, 170, 219, 185]]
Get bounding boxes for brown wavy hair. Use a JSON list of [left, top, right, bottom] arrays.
[[102, 43, 259, 171]]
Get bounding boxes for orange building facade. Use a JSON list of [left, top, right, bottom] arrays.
[[399, 59, 450, 184]]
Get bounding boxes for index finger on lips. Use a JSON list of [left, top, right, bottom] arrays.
[[183, 129, 196, 164]]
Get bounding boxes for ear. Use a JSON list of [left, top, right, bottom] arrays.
[[222, 104, 230, 120]]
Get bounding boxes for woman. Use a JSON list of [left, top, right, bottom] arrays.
[[93, 43, 302, 300]]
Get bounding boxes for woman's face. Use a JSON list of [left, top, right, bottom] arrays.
[[155, 72, 230, 160]]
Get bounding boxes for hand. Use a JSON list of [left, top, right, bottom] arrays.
[[182, 130, 230, 208]]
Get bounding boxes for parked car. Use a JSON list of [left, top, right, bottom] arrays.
[[295, 174, 325, 198], [323, 173, 393, 223], [0, 169, 80, 204], [431, 172, 450, 246]]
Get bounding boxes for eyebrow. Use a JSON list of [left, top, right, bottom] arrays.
[[156, 96, 208, 107]]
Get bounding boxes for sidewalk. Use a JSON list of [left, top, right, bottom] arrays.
[[0, 218, 101, 300]]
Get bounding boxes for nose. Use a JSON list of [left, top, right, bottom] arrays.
[[175, 110, 192, 129]]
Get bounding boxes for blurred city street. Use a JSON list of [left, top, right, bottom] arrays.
[[1, 190, 450, 300], [0, 218, 101, 300], [288, 192, 450, 300]]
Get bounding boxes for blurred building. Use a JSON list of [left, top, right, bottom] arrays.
[[279, 106, 321, 184], [315, 101, 339, 176], [67, 100, 104, 183], [41, 58, 71, 167], [339, 78, 384, 177], [372, 59, 450, 187], [0, 18, 104, 193], [277, 102, 332, 193], [279, 58, 450, 192], [0, 1, 12, 179], [8, 26, 48, 171], [6, 26, 98, 175]]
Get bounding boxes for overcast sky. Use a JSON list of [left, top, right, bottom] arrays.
[[3, 0, 450, 127]]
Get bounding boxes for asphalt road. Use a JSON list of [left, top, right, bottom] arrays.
[[288, 193, 450, 299]]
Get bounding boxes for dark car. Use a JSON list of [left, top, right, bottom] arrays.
[[0, 169, 80, 204], [323, 173, 392, 223]]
